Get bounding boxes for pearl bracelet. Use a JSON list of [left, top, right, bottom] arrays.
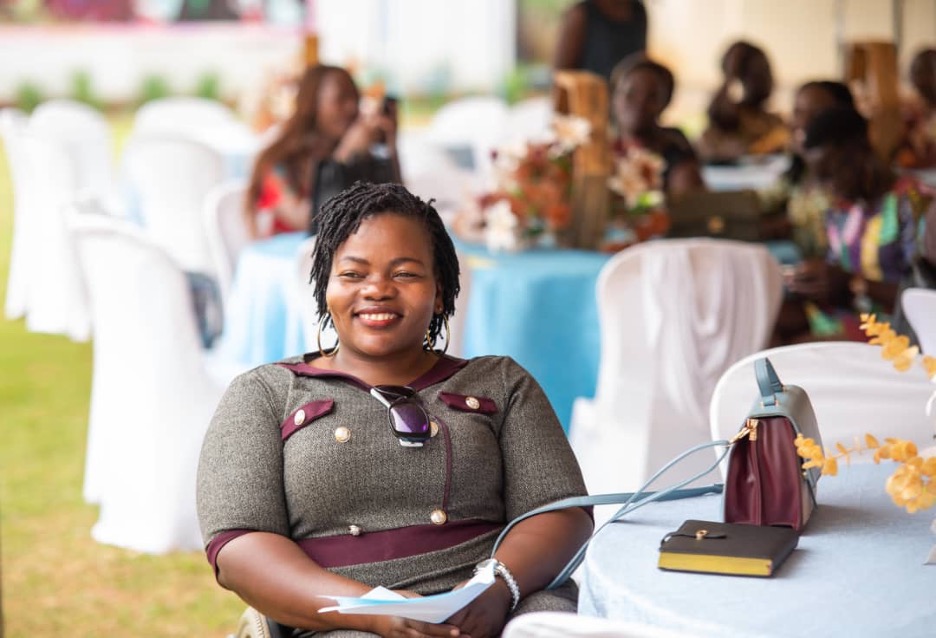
[[475, 558, 520, 611]]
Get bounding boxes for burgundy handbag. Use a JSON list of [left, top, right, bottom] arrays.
[[723, 357, 822, 532]]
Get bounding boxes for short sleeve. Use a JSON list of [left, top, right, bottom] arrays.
[[495, 359, 589, 520], [196, 371, 291, 545]]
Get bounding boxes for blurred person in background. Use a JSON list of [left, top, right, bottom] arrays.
[[760, 81, 856, 258], [779, 106, 935, 344], [610, 54, 705, 200], [246, 65, 401, 239], [698, 40, 789, 164], [895, 48, 936, 169], [553, 0, 648, 86]]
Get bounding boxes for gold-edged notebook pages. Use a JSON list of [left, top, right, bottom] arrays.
[[658, 519, 799, 577]]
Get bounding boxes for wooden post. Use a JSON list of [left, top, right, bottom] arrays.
[[844, 41, 903, 162], [552, 70, 611, 250], [304, 0, 319, 67]]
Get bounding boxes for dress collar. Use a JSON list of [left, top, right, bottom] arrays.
[[276, 355, 470, 392]]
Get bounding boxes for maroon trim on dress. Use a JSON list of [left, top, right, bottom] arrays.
[[408, 356, 470, 390], [438, 392, 497, 414], [205, 529, 253, 578], [296, 519, 502, 568], [276, 355, 469, 392], [280, 399, 334, 441]]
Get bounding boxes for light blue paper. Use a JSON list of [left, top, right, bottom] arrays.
[[318, 561, 495, 623]]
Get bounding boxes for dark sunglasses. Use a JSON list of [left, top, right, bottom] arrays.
[[369, 385, 431, 447]]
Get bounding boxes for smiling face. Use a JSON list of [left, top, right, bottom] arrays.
[[613, 68, 668, 135], [325, 213, 442, 362], [315, 70, 360, 141], [791, 86, 841, 153]]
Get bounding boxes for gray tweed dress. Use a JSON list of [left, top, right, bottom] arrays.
[[197, 354, 589, 636]]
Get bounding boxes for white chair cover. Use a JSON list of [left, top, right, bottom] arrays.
[[569, 239, 783, 508], [288, 234, 319, 355], [503, 95, 554, 144], [203, 180, 251, 308], [2, 107, 31, 320], [132, 96, 237, 137], [123, 134, 225, 274], [502, 611, 699, 638], [398, 129, 478, 213], [902, 287, 936, 355], [69, 213, 230, 553], [15, 133, 92, 340], [423, 96, 508, 188], [29, 99, 118, 208], [710, 341, 936, 478]]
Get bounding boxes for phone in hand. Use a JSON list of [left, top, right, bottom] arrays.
[[382, 96, 398, 118]]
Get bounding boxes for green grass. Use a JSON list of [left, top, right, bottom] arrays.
[[0, 111, 244, 637]]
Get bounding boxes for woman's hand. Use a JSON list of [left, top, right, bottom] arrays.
[[786, 259, 851, 306], [333, 101, 398, 163], [371, 615, 462, 638], [443, 580, 512, 638]]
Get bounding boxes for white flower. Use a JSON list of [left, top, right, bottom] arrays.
[[551, 114, 591, 153], [483, 200, 520, 253], [608, 147, 665, 209]]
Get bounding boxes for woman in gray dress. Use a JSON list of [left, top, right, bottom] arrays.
[[197, 182, 593, 637]]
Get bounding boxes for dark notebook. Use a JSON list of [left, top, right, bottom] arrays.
[[658, 519, 799, 577]]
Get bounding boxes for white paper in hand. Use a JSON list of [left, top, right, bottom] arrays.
[[318, 560, 495, 623]]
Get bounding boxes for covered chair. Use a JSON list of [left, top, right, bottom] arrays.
[[901, 287, 936, 355], [568, 238, 783, 512], [203, 180, 252, 311], [131, 96, 238, 137], [123, 134, 226, 275], [29, 98, 118, 208], [14, 132, 92, 341], [287, 234, 319, 355], [709, 341, 936, 477], [2, 107, 31, 321], [69, 212, 232, 553], [423, 95, 509, 187]]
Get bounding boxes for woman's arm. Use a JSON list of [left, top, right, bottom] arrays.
[[217, 532, 461, 637], [553, 2, 586, 71], [444, 509, 593, 638], [252, 169, 310, 237]]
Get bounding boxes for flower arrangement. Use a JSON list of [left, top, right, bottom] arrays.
[[603, 145, 670, 250], [794, 313, 936, 519], [474, 114, 591, 252]]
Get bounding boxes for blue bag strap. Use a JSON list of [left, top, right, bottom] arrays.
[[490, 439, 732, 589], [755, 357, 783, 407]]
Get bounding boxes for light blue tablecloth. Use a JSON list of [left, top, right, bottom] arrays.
[[214, 232, 308, 367], [456, 242, 612, 433], [579, 461, 936, 637]]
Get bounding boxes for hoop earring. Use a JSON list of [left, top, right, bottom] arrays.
[[317, 314, 339, 358]]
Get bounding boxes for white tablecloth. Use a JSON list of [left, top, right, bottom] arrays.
[[579, 461, 936, 637]]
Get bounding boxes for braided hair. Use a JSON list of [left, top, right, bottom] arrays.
[[309, 181, 461, 346]]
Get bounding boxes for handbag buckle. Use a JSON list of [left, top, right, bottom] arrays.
[[729, 418, 759, 444]]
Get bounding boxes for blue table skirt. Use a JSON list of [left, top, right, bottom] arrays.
[[456, 242, 612, 432]]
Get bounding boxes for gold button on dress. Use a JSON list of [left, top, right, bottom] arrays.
[[294, 409, 306, 425], [334, 426, 351, 443], [430, 509, 447, 525], [465, 396, 480, 410]]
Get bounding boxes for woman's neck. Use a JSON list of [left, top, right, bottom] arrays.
[[620, 125, 662, 149], [317, 349, 441, 387]]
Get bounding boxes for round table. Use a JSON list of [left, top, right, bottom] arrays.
[[579, 461, 936, 637]]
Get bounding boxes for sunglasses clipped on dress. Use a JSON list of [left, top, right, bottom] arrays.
[[369, 385, 432, 447]]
